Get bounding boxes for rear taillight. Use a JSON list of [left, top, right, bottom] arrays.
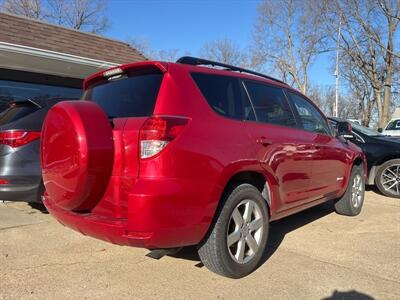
[[0, 179, 9, 185], [0, 131, 41, 148], [139, 116, 189, 159]]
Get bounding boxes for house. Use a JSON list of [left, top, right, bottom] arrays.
[[0, 12, 146, 111]]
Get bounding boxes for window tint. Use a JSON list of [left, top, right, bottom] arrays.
[[0, 79, 81, 112], [386, 120, 400, 130], [0, 102, 38, 126], [191, 73, 245, 120], [244, 81, 296, 127], [82, 71, 163, 118], [289, 92, 330, 135]]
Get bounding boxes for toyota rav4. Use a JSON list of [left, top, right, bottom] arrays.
[[41, 57, 367, 278]]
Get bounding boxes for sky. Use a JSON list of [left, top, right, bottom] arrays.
[[105, 0, 335, 87]]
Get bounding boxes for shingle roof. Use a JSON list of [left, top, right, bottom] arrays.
[[0, 12, 146, 64]]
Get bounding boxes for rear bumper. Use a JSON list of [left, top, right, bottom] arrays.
[[0, 141, 41, 202], [0, 182, 41, 202], [44, 199, 145, 246], [44, 177, 220, 249]]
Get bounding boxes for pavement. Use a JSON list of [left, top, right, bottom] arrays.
[[0, 191, 399, 300]]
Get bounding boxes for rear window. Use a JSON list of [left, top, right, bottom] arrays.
[[82, 70, 163, 118], [0, 102, 38, 126]]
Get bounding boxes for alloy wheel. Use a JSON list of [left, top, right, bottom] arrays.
[[351, 174, 364, 207], [226, 199, 265, 264], [381, 164, 400, 196]]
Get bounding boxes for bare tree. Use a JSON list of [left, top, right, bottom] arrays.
[[127, 37, 153, 59], [252, 0, 328, 94], [343, 56, 376, 126], [322, 0, 400, 128], [1, 0, 109, 33], [128, 37, 183, 62], [47, 0, 108, 33], [307, 85, 335, 116], [156, 49, 182, 62], [1, 0, 42, 18], [199, 38, 248, 67]]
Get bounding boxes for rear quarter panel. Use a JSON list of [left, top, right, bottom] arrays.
[[139, 64, 264, 241]]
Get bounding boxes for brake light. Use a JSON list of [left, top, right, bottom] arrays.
[[0, 179, 9, 185], [139, 116, 189, 159], [0, 131, 41, 148]]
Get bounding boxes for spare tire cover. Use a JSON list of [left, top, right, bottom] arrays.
[[41, 101, 114, 211]]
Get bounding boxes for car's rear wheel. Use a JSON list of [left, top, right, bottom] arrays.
[[375, 159, 400, 199], [198, 183, 269, 278], [334, 165, 365, 216]]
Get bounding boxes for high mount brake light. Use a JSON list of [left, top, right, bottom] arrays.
[[0, 131, 41, 148], [139, 116, 189, 159], [103, 67, 124, 78]]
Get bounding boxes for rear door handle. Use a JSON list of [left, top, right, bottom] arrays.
[[256, 138, 273, 146]]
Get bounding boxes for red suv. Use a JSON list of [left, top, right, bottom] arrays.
[[41, 57, 366, 278]]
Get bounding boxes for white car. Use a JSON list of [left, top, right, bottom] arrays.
[[382, 118, 400, 137]]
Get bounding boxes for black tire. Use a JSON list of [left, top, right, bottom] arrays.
[[334, 165, 365, 216], [198, 183, 269, 279], [375, 159, 400, 199]]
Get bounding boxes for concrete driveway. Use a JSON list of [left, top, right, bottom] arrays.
[[0, 191, 399, 299]]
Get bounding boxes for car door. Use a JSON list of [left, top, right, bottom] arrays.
[[243, 81, 317, 212], [288, 92, 348, 198]]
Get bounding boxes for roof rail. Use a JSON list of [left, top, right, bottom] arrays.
[[176, 56, 287, 85]]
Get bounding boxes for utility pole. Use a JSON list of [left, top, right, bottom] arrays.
[[334, 13, 342, 117]]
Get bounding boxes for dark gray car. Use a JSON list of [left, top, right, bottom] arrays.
[[0, 98, 73, 202]]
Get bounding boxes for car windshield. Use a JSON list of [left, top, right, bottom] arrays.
[[385, 120, 400, 130], [351, 122, 383, 136]]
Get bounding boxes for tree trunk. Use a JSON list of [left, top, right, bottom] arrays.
[[381, 19, 395, 128], [365, 98, 373, 127], [382, 70, 393, 128], [375, 89, 384, 128]]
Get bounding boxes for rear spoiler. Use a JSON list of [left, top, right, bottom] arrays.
[[83, 61, 168, 90]]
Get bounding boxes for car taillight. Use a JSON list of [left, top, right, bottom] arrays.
[[0, 179, 9, 185], [139, 116, 189, 159], [0, 131, 41, 148]]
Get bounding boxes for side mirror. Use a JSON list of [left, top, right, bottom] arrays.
[[377, 128, 383, 133], [337, 121, 354, 140]]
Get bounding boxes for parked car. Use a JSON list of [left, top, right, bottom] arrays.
[[347, 118, 361, 125], [380, 118, 400, 137], [329, 117, 400, 198], [0, 98, 74, 203], [41, 57, 366, 278]]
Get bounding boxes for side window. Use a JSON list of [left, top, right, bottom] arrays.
[[328, 120, 338, 135], [386, 120, 400, 130], [191, 73, 245, 120], [244, 81, 296, 127], [289, 92, 330, 135]]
